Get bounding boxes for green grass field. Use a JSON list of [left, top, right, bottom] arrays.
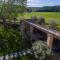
[[22, 12, 60, 24]]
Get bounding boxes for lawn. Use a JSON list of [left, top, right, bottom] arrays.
[[20, 12, 60, 24]]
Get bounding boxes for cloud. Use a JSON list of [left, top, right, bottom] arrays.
[[27, 0, 41, 7], [27, 0, 60, 7], [28, 0, 40, 3]]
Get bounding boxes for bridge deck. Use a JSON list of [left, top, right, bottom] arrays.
[[25, 21, 60, 39]]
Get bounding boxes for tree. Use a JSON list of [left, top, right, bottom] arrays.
[[0, 0, 27, 20], [0, 25, 23, 60], [32, 41, 51, 60]]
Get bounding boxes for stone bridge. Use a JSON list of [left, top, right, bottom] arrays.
[[21, 20, 60, 52], [21, 20, 60, 60]]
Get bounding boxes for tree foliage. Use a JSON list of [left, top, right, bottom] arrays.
[[0, 0, 27, 19], [27, 6, 60, 12], [32, 41, 51, 60], [0, 21, 31, 59]]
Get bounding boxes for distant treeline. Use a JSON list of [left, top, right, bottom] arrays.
[[27, 5, 60, 12]]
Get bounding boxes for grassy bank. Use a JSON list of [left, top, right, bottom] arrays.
[[19, 12, 60, 24]]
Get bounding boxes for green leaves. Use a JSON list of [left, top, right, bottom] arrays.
[[32, 41, 51, 60], [0, 25, 22, 56], [0, 0, 27, 19]]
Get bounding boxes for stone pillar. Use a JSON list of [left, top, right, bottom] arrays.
[[20, 21, 25, 39], [30, 25, 33, 40], [47, 34, 54, 49]]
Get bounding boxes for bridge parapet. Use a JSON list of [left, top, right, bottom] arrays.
[[21, 20, 60, 49]]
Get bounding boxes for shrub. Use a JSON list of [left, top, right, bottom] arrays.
[[48, 20, 58, 30], [31, 16, 38, 23], [32, 41, 52, 60], [38, 17, 45, 25]]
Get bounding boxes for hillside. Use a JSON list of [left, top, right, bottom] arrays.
[[27, 5, 60, 12]]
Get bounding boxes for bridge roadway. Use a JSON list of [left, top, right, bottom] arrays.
[[24, 21, 60, 40]]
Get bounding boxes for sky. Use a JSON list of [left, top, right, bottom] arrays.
[[27, 0, 60, 7]]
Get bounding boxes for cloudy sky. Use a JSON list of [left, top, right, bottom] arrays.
[[27, 0, 60, 7]]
